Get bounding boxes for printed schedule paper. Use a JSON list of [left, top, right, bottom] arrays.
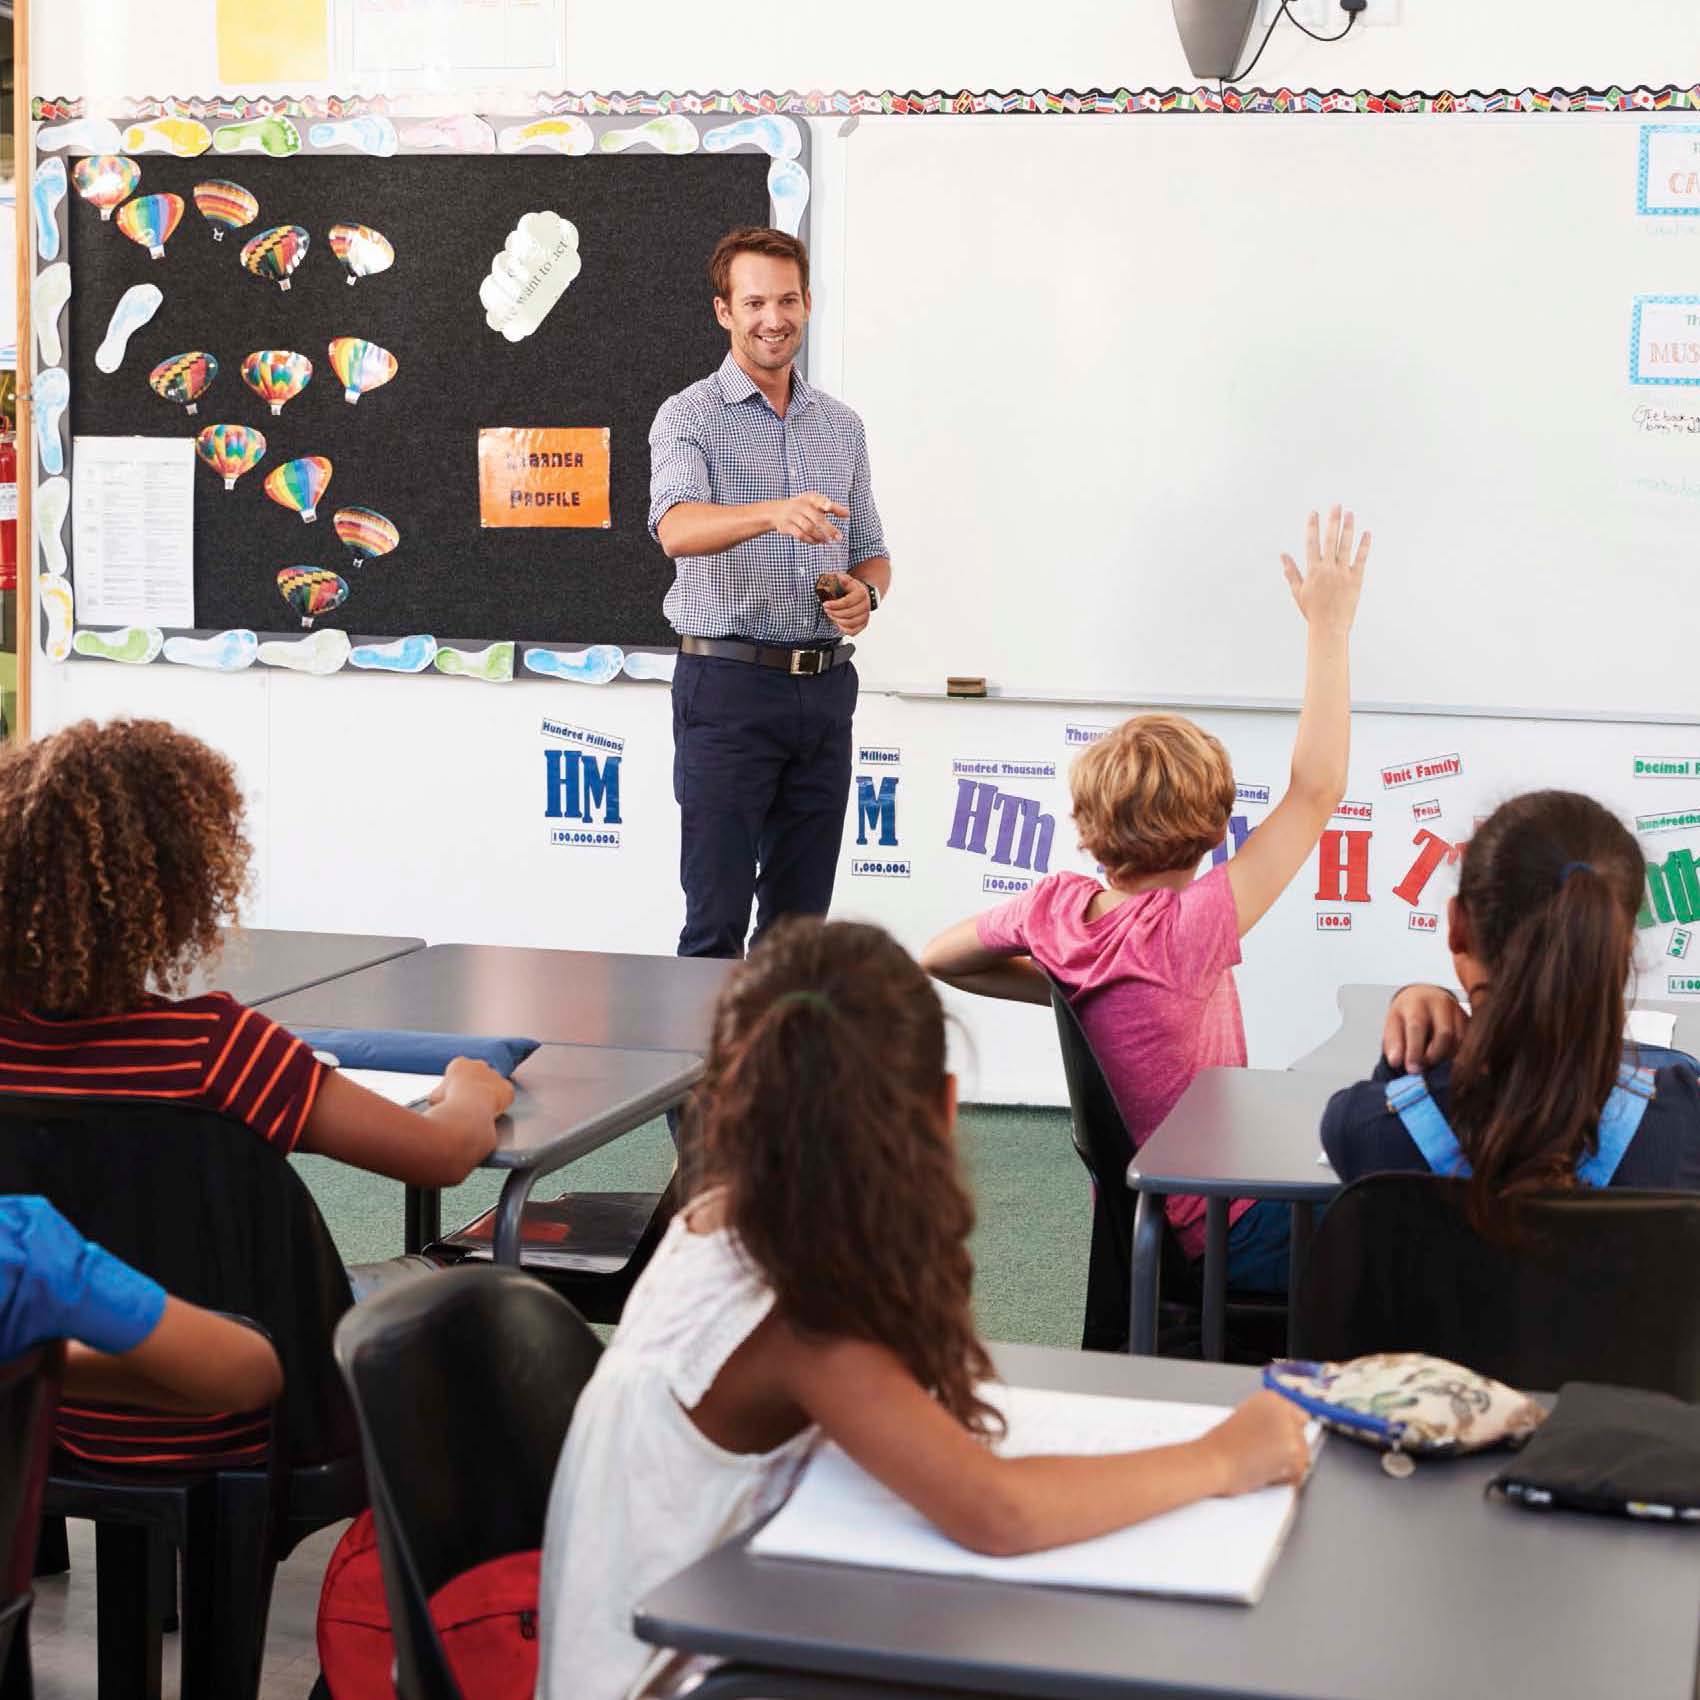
[[71, 436, 195, 628], [751, 1384, 1318, 1605]]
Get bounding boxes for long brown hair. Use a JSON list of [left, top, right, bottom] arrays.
[[1448, 791, 1644, 1236], [0, 718, 250, 1015], [688, 917, 1002, 1436]]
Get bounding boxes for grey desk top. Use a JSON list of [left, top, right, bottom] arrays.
[[1291, 983, 1700, 1077], [637, 1343, 1700, 1700], [257, 943, 734, 1054], [486, 1043, 702, 1171], [185, 928, 425, 1006], [1128, 1068, 1339, 1200]]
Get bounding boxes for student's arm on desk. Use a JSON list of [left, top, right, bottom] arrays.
[[297, 1058, 513, 1186], [919, 917, 1052, 1006], [783, 1336, 1311, 1557]]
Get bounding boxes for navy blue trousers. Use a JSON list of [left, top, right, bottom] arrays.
[[672, 653, 857, 959]]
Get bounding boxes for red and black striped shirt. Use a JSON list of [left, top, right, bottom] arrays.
[[0, 993, 326, 1470]]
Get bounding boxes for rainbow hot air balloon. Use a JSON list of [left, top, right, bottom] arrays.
[[326, 337, 397, 405], [72, 155, 141, 219], [328, 223, 394, 286], [333, 506, 399, 567], [193, 178, 258, 241], [148, 350, 218, 415], [240, 223, 309, 291], [277, 567, 349, 628], [115, 191, 184, 258], [240, 349, 313, 415], [195, 423, 267, 490], [264, 455, 332, 523]]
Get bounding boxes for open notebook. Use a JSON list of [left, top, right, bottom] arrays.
[[338, 1067, 442, 1108], [751, 1385, 1319, 1605]]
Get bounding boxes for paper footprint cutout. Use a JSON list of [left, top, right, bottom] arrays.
[[309, 116, 398, 157], [401, 114, 495, 153], [600, 115, 698, 155], [38, 575, 73, 663], [435, 641, 514, 682], [622, 649, 678, 683], [95, 284, 163, 375], [32, 264, 71, 367], [350, 633, 437, 673], [36, 117, 123, 153], [212, 116, 301, 158], [163, 629, 258, 671], [703, 115, 803, 159], [122, 117, 212, 156], [35, 478, 69, 575], [523, 644, 624, 685], [768, 159, 810, 237], [498, 116, 594, 156], [257, 628, 351, 675], [73, 625, 164, 665], [33, 369, 68, 477], [32, 159, 66, 261]]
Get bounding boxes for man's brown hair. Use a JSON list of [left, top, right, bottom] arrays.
[[708, 227, 810, 302]]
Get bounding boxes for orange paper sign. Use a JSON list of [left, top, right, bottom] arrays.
[[478, 428, 611, 529]]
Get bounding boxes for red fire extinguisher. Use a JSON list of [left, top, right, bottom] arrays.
[[0, 432, 17, 595]]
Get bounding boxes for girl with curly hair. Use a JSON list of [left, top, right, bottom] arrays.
[[537, 916, 1310, 1700]]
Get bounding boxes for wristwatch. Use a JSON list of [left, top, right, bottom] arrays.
[[865, 582, 881, 612]]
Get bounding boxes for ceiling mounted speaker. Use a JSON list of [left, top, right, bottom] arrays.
[[1170, 0, 1259, 79]]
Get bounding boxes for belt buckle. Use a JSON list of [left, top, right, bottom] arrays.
[[790, 648, 824, 677]]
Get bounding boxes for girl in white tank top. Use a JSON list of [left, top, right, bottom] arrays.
[[538, 920, 1310, 1700]]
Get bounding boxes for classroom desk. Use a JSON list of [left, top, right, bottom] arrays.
[[636, 1344, 1700, 1700], [402, 1041, 703, 1256], [1290, 982, 1700, 1077], [1126, 1069, 1339, 1361], [186, 926, 425, 1005], [258, 943, 733, 1054]]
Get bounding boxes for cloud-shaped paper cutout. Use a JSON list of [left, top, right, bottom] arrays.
[[480, 211, 582, 344]]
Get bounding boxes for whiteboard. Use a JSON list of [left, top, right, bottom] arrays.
[[841, 115, 1700, 718]]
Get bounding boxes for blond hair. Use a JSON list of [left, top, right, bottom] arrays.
[[1070, 714, 1235, 883]]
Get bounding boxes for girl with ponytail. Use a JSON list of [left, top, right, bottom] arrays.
[[539, 917, 1310, 1700], [1322, 790, 1700, 1236]]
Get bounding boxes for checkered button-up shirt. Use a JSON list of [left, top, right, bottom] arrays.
[[649, 354, 889, 644]]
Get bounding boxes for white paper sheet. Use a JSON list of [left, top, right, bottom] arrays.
[[751, 1385, 1316, 1605], [71, 436, 195, 626], [339, 1067, 440, 1108], [1626, 1008, 1678, 1049]]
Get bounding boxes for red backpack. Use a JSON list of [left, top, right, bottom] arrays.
[[317, 1510, 541, 1700]]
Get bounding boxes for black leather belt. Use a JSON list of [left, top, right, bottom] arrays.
[[680, 636, 855, 677]]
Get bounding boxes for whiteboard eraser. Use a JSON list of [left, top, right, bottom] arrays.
[[947, 676, 987, 697]]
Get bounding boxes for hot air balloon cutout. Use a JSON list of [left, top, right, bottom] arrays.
[[328, 223, 394, 286], [277, 567, 348, 628], [327, 337, 397, 405], [240, 223, 309, 291], [71, 155, 141, 220], [265, 456, 332, 523], [116, 192, 184, 259], [195, 423, 267, 491], [241, 349, 312, 416], [148, 351, 218, 416], [333, 507, 398, 569], [193, 178, 258, 242]]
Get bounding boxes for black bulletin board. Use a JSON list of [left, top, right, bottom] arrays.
[[64, 145, 774, 648]]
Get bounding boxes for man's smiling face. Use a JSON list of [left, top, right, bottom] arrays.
[[715, 251, 810, 376]]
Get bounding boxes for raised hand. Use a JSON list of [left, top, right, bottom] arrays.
[[1280, 504, 1370, 636]]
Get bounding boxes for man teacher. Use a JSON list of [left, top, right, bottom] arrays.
[[649, 227, 893, 958]]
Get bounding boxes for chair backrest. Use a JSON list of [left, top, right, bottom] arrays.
[[1293, 1174, 1700, 1398], [334, 1265, 604, 1700], [1047, 982, 1135, 1222], [0, 1345, 62, 1596], [0, 1100, 358, 1466]]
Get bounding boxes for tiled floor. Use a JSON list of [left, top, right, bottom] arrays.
[[27, 1518, 347, 1700]]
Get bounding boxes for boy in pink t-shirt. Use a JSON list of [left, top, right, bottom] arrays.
[[922, 506, 1370, 1291]]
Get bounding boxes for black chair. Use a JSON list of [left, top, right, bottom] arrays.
[[333, 1265, 603, 1700], [0, 1343, 64, 1699], [1046, 984, 1284, 1359], [0, 1100, 367, 1700], [1292, 1174, 1700, 1398]]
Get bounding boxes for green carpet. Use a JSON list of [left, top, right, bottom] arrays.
[[290, 1103, 1091, 1349]]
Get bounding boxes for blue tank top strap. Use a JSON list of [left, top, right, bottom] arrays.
[[1576, 1062, 1656, 1188], [1385, 1073, 1471, 1178]]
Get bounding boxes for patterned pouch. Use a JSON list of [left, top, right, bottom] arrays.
[[1264, 1353, 1546, 1477]]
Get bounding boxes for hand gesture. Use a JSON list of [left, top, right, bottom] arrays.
[[1281, 505, 1369, 637], [821, 574, 872, 636], [1382, 984, 1469, 1074], [1202, 1391, 1313, 1495], [769, 493, 849, 545]]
